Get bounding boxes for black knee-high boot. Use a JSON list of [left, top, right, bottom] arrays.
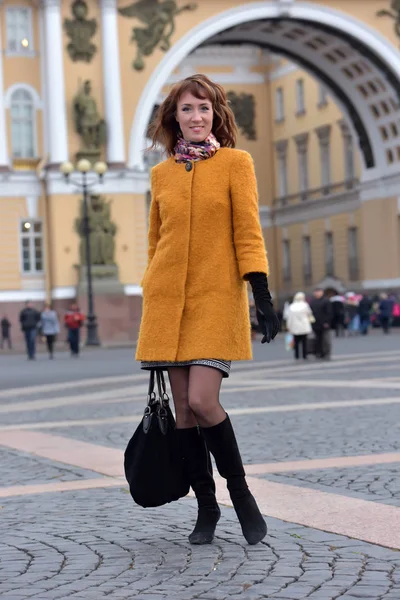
[[201, 415, 267, 545], [177, 427, 221, 544]]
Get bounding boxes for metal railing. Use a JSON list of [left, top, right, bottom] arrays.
[[273, 178, 359, 209]]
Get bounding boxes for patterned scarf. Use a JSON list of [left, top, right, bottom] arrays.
[[174, 132, 220, 163]]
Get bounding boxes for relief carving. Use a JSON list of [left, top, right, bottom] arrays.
[[118, 0, 197, 71]]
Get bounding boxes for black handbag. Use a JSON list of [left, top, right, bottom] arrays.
[[124, 369, 190, 508]]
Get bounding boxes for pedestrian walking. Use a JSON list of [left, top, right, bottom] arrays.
[[136, 74, 280, 546], [19, 301, 40, 360], [64, 302, 85, 356], [309, 288, 332, 359], [1, 315, 12, 349], [379, 293, 395, 334], [330, 294, 345, 337], [358, 294, 372, 335], [40, 303, 60, 359], [286, 292, 313, 360], [345, 292, 360, 335]]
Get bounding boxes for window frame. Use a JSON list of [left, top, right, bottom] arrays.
[[318, 84, 328, 108], [19, 219, 44, 275], [348, 226, 359, 281], [10, 88, 37, 159], [344, 134, 355, 185], [275, 86, 285, 122], [5, 6, 35, 56], [324, 231, 335, 277], [295, 78, 306, 116], [282, 239, 292, 283], [278, 153, 288, 198], [302, 235, 312, 285]]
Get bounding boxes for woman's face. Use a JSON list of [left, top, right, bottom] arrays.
[[176, 91, 213, 143]]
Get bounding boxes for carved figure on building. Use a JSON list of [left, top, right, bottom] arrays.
[[73, 80, 106, 160], [377, 1, 400, 38], [118, 0, 197, 71], [64, 0, 97, 63], [75, 194, 117, 266], [227, 92, 257, 141]]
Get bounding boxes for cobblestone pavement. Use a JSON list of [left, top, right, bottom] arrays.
[[1, 334, 400, 599]]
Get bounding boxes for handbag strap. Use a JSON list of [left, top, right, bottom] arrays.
[[148, 369, 156, 396], [155, 369, 170, 406]]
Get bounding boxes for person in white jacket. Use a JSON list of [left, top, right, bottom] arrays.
[[287, 292, 313, 360]]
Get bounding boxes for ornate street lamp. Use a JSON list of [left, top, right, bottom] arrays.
[[60, 159, 108, 346]]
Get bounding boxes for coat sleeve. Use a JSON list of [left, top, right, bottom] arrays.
[[230, 151, 269, 279], [147, 168, 161, 265]]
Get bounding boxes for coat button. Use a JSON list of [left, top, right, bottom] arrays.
[[185, 162, 193, 172]]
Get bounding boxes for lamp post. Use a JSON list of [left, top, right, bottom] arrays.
[[60, 159, 108, 346]]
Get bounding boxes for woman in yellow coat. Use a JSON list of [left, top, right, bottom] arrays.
[[136, 74, 279, 546]]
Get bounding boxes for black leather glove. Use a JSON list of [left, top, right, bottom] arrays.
[[247, 272, 280, 344]]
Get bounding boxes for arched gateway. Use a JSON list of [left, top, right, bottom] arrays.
[[129, 1, 400, 183]]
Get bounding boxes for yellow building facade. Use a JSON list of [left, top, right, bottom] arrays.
[[1, 0, 400, 343]]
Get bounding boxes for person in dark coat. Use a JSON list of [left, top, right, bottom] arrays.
[[19, 301, 40, 360], [310, 288, 332, 359], [379, 293, 395, 334], [358, 295, 372, 335], [1, 316, 12, 349], [330, 295, 345, 337]]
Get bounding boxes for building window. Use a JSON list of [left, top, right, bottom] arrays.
[[318, 84, 328, 107], [275, 140, 288, 200], [10, 89, 35, 158], [344, 135, 355, 185], [278, 154, 288, 198], [6, 8, 33, 54], [316, 126, 331, 193], [348, 227, 359, 281], [296, 79, 305, 115], [283, 239, 291, 282], [20, 220, 43, 273], [295, 133, 309, 199], [325, 231, 334, 277], [303, 236, 312, 285], [275, 87, 284, 122]]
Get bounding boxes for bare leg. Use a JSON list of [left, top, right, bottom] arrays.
[[167, 367, 197, 429], [187, 366, 226, 427]]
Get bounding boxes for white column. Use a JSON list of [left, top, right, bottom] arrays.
[[41, 0, 68, 164], [0, 5, 9, 166], [100, 0, 125, 164]]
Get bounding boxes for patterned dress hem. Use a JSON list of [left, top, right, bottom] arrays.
[[141, 359, 231, 378]]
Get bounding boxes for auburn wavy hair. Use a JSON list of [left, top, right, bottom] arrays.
[[149, 74, 237, 155]]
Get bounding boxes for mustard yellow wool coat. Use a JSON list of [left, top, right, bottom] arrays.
[[135, 148, 269, 362]]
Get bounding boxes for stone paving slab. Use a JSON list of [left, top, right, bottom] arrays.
[[4, 380, 400, 426], [31, 401, 400, 467], [0, 488, 399, 600], [0, 448, 103, 487], [260, 464, 400, 507]]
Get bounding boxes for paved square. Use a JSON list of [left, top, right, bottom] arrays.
[[1, 333, 400, 599]]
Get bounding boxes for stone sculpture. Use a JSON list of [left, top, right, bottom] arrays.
[[64, 0, 97, 63], [75, 194, 117, 266], [73, 80, 106, 161], [227, 91, 257, 141], [377, 1, 400, 38], [118, 0, 197, 71]]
